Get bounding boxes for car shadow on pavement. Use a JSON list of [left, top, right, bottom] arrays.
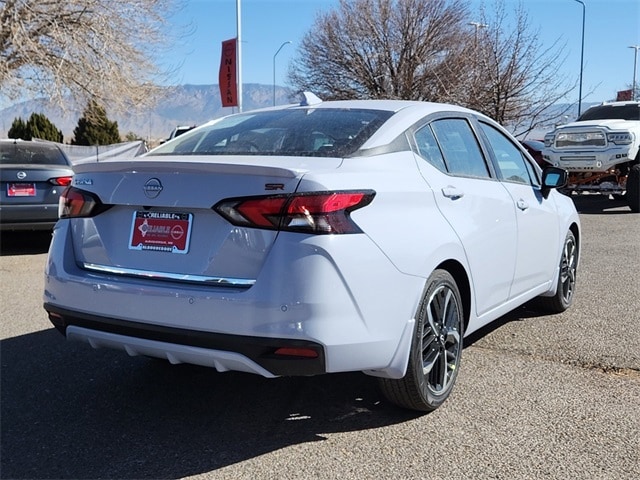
[[0, 231, 53, 256], [569, 194, 633, 215], [464, 302, 551, 348], [1, 328, 421, 479]]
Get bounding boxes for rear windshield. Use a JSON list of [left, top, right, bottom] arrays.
[[0, 143, 70, 166], [147, 108, 394, 158], [577, 104, 640, 121]]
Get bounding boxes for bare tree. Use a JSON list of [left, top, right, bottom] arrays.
[[288, 0, 473, 101], [0, 0, 183, 114], [288, 0, 576, 137], [469, 1, 576, 137]]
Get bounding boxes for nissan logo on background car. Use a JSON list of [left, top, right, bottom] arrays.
[[143, 178, 163, 198], [17, 171, 27, 180]]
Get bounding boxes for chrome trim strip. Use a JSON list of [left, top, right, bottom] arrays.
[[80, 262, 256, 287]]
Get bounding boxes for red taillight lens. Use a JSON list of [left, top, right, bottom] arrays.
[[234, 197, 288, 228], [215, 190, 375, 234], [49, 176, 73, 186], [59, 186, 102, 218]]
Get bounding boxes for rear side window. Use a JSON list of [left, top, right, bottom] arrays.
[[148, 108, 394, 158], [430, 119, 490, 178], [0, 143, 70, 166], [414, 124, 447, 172], [479, 122, 534, 185]]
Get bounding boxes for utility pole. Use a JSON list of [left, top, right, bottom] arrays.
[[629, 45, 640, 101], [572, 0, 585, 116], [468, 21, 487, 46]]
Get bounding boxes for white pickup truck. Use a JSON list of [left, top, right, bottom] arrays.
[[542, 101, 639, 212]]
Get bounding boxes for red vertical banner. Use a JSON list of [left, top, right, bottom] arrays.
[[616, 89, 633, 101], [219, 38, 238, 107]]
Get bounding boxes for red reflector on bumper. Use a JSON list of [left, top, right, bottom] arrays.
[[274, 347, 319, 358]]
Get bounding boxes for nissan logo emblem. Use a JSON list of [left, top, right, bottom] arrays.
[[143, 178, 163, 198], [17, 171, 27, 180]]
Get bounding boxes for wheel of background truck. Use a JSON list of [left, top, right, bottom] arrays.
[[532, 230, 578, 314], [626, 164, 639, 213], [379, 270, 463, 412]]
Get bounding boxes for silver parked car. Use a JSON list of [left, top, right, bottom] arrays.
[[44, 96, 580, 411], [1, 139, 74, 231]]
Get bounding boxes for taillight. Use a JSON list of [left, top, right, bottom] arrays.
[[49, 176, 73, 186], [59, 186, 104, 218], [215, 190, 375, 234]]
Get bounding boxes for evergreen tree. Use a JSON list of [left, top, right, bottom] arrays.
[[28, 113, 64, 142], [7, 113, 63, 141], [72, 100, 121, 145], [7, 117, 27, 139]]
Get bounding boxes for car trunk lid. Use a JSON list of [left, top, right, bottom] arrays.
[[1, 164, 72, 204], [69, 157, 337, 285]]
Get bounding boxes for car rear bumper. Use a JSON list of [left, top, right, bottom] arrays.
[[45, 304, 326, 376], [0, 203, 59, 230]]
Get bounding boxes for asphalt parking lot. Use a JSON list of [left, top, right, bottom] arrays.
[[1, 195, 638, 480]]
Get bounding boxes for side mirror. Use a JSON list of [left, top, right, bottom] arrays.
[[541, 166, 568, 199]]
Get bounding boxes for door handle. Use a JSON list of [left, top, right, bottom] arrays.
[[517, 199, 529, 211], [442, 186, 464, 200]]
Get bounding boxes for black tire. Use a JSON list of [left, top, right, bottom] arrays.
[[626, 164, 639, 213], [379, 270, 463, 412], [533, 230, 578, 313]]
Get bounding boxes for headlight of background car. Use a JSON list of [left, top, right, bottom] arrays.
[[544, 134, 554, 147], [607, 132, 633, 145]]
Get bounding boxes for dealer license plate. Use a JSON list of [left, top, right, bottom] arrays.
[[7, 183, 36, 197], [129, 211, 192, 254]]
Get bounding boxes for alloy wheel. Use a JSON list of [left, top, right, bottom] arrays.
[[559, 235, 577, 304], [421, 284, 462, 395]]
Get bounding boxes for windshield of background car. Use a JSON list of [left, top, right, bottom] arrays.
[[147, 108, 394, 157], [577, 104, 640, 121], [0, 143, 70, 166]]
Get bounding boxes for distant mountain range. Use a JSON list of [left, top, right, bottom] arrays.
[[0, 84, 294, 143], [0, 84, 601, 143]]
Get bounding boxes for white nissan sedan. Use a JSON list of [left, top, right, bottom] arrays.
[[44, 95, 580, 412]]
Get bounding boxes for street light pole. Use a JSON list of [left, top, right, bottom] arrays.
[[468, 21, 487, 45], [236, 0, 242, 112], [572, 0, 585, 116], [273, 41, 292, 106], [629, 45, 640, 101]]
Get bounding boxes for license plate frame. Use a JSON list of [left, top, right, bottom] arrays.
[[129, 211, 193, 254], [7, 183, 36, 197]]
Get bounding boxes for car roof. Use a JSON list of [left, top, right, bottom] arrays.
[[596, 101, 640, 107], [283, 98, 474, 115]]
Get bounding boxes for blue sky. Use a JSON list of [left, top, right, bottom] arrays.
[[165, 0, 640, 104]]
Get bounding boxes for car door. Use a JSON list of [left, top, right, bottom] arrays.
[[477, 121, 561, 298], [412, 117, 518, 317]]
